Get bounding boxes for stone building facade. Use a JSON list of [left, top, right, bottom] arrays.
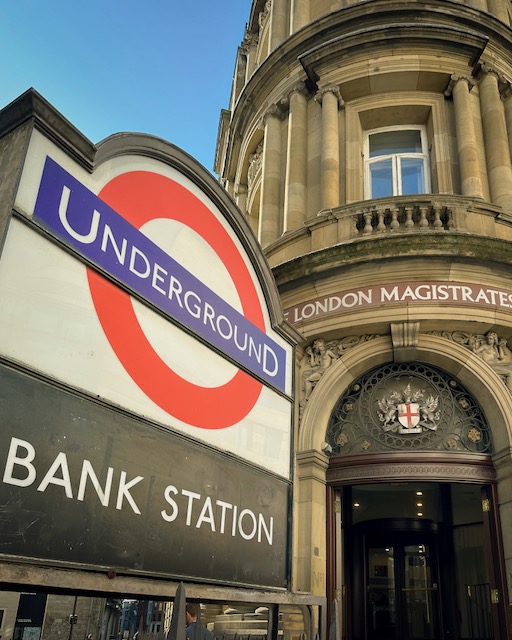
[[216, 1, 512, 638]]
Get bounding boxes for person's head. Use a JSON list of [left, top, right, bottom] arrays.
[[185, 603, 199, 624]]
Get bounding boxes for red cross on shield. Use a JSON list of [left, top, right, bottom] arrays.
[[398, 403, 420, 429]]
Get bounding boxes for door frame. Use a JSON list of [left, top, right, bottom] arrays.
[[326, 453, 509, 640]]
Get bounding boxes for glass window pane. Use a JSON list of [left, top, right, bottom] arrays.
[[368, 547, 396, 638], [370, 159, 393, 197], [401, 157, 425, 194], [369, 130, 422, 157], [404, 544, 436, 638]]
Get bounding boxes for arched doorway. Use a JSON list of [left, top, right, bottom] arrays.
[[322, 361, 508, 640]]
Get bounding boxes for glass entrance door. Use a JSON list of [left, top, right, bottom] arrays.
[[367, 537, 439, 640]]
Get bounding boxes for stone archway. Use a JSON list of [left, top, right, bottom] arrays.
[[294, 332, 512, 598]]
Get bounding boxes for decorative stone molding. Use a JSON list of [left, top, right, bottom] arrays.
[[429, 330, 512, 391], [327, 460, 496, 483], [391, 321, 420, 362], [241, 30, 259, 54], [296, 449, 330, 480]]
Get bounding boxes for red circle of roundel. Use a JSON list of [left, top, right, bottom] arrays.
[[86, 171, 264, 429]]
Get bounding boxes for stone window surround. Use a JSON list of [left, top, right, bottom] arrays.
[[345, 92, 452, 203]]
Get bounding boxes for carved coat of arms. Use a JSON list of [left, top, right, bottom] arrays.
[[377, 383, 440, 434]]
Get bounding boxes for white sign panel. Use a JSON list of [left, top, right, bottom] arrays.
[[0, 131, 293, 478]]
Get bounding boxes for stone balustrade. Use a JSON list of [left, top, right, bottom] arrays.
[[264, 195, 512, 268], [350, 200, 454, 236]]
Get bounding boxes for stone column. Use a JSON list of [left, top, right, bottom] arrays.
[[291, 0, 309, 33], [487, 0, 509, 24], [295, 450, 329, 594], [447, 75, 484, 198], [259, 105, 283, 246], [479, 65, 512, 210], [284, 82, 308, 232], [270, 0, 288, 50], [316, 84, 343, 210]]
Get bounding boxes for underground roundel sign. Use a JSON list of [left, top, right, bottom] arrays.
[[33, 156, 287, 430]]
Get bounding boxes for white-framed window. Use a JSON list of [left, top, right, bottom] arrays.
[[365, 126, 430, 199]]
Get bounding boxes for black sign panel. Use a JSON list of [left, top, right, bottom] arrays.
[[0, 364, 290, 588]]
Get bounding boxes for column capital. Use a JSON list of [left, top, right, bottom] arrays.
[[478, 62, 505, 84], [478, 64, 511, 101], [280, 81, 309, 109], [444, 74, 476, 97], [314, 83, 344, 107], [287, 80, 309, 100], [259, 103, 285, 129]]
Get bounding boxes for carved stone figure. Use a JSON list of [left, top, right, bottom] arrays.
[[302, 339, 338, 401], [430, 330, 512, 391], [298, 335, 378, 413]]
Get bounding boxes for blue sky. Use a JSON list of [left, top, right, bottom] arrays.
[[0, 1, 252, 172]]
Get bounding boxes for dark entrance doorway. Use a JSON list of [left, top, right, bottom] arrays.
[[341, 482, 505, 640], [366, 529, 440, 640]]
